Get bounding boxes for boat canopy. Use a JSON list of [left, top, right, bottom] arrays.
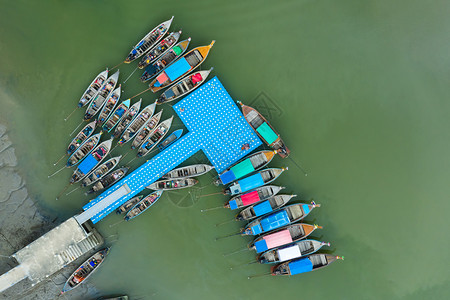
[[156, 72, 169, 85], [220, 159, 255, 184], [254, 229, 292, 253], [238, 173, 264, 193], [256, 122, 278, 145], [241, 190, 260, 206], [278, 245, 301, 262], [164, 57, 191, 81], [191, 73, 203, 84], [288, 257, 313, 275], [253, 200, 273, 217], [302, 204, 310, 215], [172, 46, 182, 55], [78, 155, 98, 175], [251, 210, 289, 235]]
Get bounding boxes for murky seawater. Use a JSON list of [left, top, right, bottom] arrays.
[[1, 0, 450, 299]]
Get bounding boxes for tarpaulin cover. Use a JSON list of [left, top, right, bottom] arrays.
[[260, 210, 289, 232], [254, 229, 292, 253], [241, 190, 260, 206], [172, 46, 182, 55], [278, 245, 302, 262], [288, 258, 313, 275], [230, 159, 255, 180], [78, 154, 98, 175], [165, 57, 191, 81], [116, 107, 126, 117], [253, 200, 273, 217], [251, 224, 262, 235], [256, 122, 278, 145], [163, 89, 176, 99], [238, 173, 264, 193], [254, 239, 268, 253], [229, 199, 238, 210], [219, 170, 236, 185], [156, 72, 169, 85], [302, 204, 310, 216], [191, 73, 203, 84]]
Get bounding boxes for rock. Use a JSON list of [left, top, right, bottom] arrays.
[[0, 135, 12, 153], [0, 124, 6, 137], [0, 147, 17, 167], [0, 168, 22, 202]]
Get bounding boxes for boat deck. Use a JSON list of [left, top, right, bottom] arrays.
[[76, 77, 262, 224]]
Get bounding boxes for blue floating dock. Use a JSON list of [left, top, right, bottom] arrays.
[[76, 77, 262, 224]]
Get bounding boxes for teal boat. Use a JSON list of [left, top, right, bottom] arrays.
[[102, 99, 130, 132], [224, 167, 287, 195], [270, 254, 343, 276], [124, 190, 163, 221], [258, 239, 330, 264]]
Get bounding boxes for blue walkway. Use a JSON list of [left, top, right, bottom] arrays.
[[76, 77, 262, 224]]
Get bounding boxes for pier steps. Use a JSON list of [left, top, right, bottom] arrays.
[[57, 231, 103, 265]]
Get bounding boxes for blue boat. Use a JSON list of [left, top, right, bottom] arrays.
[[157, 129, 183, 151], [224, 168, 287, 195], [270, 254, 343, 276], [124, 190, 163, 221], [258, 239, 330, 264]]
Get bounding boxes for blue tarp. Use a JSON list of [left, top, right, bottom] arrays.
[[302, 204, 310, 215], [165, 58, 191, 81], [253, 200, 273, 217], [78, 154, 98, 175], [254, 239, 268, 253], [260, 210, 290, 232], [229, 199, 238, 210], [220, 170, 236, 184], [238, 173, 265, 193], [251, 224, 262, 235], [288, 258, 313, 275]]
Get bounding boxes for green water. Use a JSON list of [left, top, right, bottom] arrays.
[[1, 0, 450, 299]]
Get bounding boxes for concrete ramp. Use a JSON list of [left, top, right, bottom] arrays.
[[0, 265, 27, 293]]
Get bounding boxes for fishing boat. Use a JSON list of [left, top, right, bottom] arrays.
[[242, 202, 320, 236], [116, 195, 143, 214], [84, 70, 120, 121], [147, 178, 198, 190], [70, 138, 114, 183], [156, 68, 213, 104], [157, 129, 183, 151], [81, 155, 122, 187], [249, 223, 323, 253], [124, 16, 174, 63], [236, 194, 296, 221], [140, 38, 191, 82], [67, 133, 102, 167], [137, 116, 173, 157], [62, 248, 109, 293], [216, 150, 277, 185], [113, 99, 142, 138], [138, 30, 182, 69], [86, 167, 129, 194], [77, 69, 108, 108], [117, 103, 157, 146], [238, 101, 290, 158], [225, 185, 285, 210], [224, 167, 287, 195], [149, 41, 215, 93], [102, 99, 130, 132], [270, 254, 343, 276], [97, 86, 121, 124], [258, 240, 330, 264], [124, 190, 163, 221], [67, 121, 96, 155], [131, 111, 163, 149], [162, 164, 213, 179]]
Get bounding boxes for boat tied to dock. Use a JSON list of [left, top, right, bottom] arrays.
[[161, 163, 213, 179], [236, 194, 296, 221], [224, 167, 287, 195], [147, 178, 198, 190], [81, 155, 122, 187], [225, 185, 284, 210], [124, 190, 163, 221], [86, 167, 129, 194]]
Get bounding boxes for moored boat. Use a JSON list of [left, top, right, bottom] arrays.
[[137, 116, 173, 157], [117, 103, 157, 146], [270, 254, 343, 276], [216, 150, 277, 185], [140, 38, 191, 82], [131, 110, 163, 149], [225, 185, 284, 210], [86, 167, 129, 194], [224, 167, 287, 195], [81, 155, 122, 187], [162, 164, 213, 179], [147, 178, 198, 190], [102, 99, 130, 132], [116, 195, 143, 214], [157, 129, 183, 151], [138, 30, 182, 69], [242, 202, 320, 236], [238, 101, 290, 158], [67, 121, 96, 155], [124, 16, 174, 63], [258, 239, 330, 264], [124, 190, 163, 221], [156, 68, 214, 104], [97, 86, 121, 124], [149, 41, 215, 93], [236, 194, 296, 221], [78, 69, 108, 108], [67, 133, 102, 167], [84, 70, 120, 121], [62, 248, 109, 293], [113, 99, 142, 138]]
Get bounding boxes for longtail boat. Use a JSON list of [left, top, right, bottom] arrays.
[[162, 164, 213, 179], [156, 68, 213, 104], [67, 133, 102, 167], [116, 195, 143, 214], [137, 116, 173, 157], [147, 178, 198, 190], [102, 99, 130, 132], [81, 155, 122, 187], [149, 41, 215, 93], [113, 99, 142, 138], [62, 248, 109, 293], [70, 138, 113, 183], [216, 150, 277, 185], [138, 30, 182, 69], [258, 240, 330, 264], [86, 167, 129, 194], [84, 70, 120, 121], [118, 103, 157, 146], [270, 254, 343, 276], [242, 202, 320, 236], [249, 223, 323, 253], [225, 185, 284, 210], [140, 38, 191, 82], [131, 110, 163, 149], [97, 86, 121, 124], [224, 167, 287, 195], [78, 69, 108, 108], [124, 16, 174, 63], [236, 194, 296, 221], [67, 121, 96, 155], [157, 129, 183, 151], [238, 101, 290, 158], [124, 190, 163, 221]]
